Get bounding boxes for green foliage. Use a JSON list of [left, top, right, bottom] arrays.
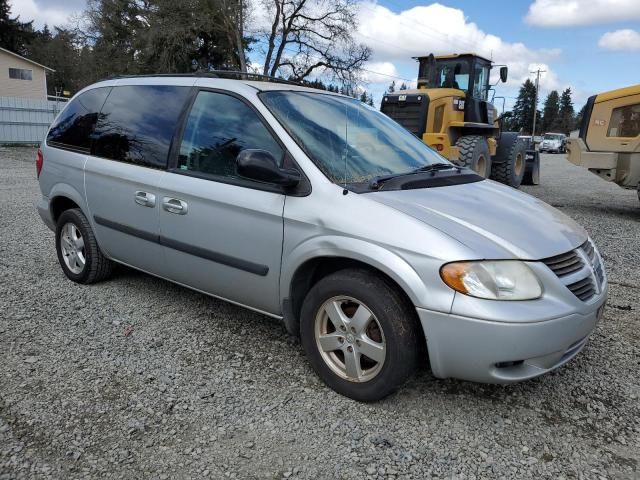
[[512, 79, 538, 134], [0, 0, 35, 56], [558, 88, 575, 134], [541, 90, 560, 133]]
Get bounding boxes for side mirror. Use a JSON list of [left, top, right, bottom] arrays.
[[236, 149, 300, 187], [499, 66, 508, 83]]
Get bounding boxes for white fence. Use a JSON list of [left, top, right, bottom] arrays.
[[0, 96, 68, 145]]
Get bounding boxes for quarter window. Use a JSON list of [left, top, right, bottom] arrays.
[[177, 91, 284, 179], [607, 103, 640, 137], [47, 87, 111, 152], [93, 85, 191, 168], [9, 68, 32, 80]]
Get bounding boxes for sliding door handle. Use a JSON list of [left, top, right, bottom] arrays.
[[162, 197, 188, 215]]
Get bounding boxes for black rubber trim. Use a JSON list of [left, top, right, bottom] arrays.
[[93, 215, 269, 276], [579, 95, 596, 150], [159, 236, 269, 276], [93, 215, 159, 243]]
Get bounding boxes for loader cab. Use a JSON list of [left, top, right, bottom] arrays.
[[417, 54, 493, 101]]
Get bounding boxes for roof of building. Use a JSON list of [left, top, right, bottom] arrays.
[[0, 47, 55, 72]]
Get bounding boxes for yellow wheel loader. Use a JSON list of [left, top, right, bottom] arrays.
[[381, 53, 536, 188], [567, 84, 640, 201]]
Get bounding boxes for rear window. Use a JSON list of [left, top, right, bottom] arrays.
[[47, 87, 111, 153], [92, 85, 191, 169]]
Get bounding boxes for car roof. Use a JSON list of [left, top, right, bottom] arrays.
[[81, 75, 341, 95]]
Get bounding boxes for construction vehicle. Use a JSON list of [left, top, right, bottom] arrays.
[[380, 53, 537, 187], [567, 84, 640, 201]]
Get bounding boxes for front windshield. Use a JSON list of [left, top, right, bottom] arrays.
[[436, 61, 470, 90], [544, 134, 563, 141], [260, 91, 450, 184]]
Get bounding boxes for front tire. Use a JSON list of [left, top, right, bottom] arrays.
[[56, 208, 114, 284], [300, 269, 420, 402], [455, 135, 492, 178]]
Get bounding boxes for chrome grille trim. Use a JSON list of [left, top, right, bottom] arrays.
[[542, 239, 603, 302]]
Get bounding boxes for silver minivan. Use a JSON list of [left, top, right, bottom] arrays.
[[36, 74, 607, 401]]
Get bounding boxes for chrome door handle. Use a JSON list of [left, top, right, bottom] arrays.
[[162, 197, 188, 215], [134, 191, 156, 207]]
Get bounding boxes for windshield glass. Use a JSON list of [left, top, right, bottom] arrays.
[[544, 134, 563, 141], [260, 91, 450, 184], [435, 60, 470, 90]]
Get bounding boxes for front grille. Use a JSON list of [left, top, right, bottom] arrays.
[[567, 277, 596, 301], [542, 250, 583, 277], [542, 239, 603, 302]]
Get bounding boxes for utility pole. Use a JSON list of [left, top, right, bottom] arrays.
[[530, 68, 546, 138]]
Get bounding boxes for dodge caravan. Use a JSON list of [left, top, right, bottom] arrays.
[[36, 74, 607, 401]]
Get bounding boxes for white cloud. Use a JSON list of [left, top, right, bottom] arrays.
[[356, 2, 562, 92], [9, 0, 79, 29], [598, 29, 640, 51], [525, 0, 640, 27], [361, 61, 403, 84]]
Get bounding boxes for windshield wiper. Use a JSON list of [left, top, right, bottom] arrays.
[[368, 162, 457, 190]]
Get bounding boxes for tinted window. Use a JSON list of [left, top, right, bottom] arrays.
[[47, 87, 110, 152], [177, 91, 284, 179], [607, 103, 640, 138], [93, 85, 190, 168]]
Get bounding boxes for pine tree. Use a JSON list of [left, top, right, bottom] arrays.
[[387, 80, 396, 93], [512, 79, 538, 134], [559, 88, 575, 134], [399, 82, 407, 90], [541, 90, 560, 133], [367, 95, 374, 107], [574, 103, 587, 131], [0, 0, 35, 56]]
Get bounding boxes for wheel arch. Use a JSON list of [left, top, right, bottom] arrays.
[[48, 183, 87, 223], [280, 238, 429, 337]]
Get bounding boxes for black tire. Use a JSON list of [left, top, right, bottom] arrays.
[[455, 135, 492, 178], [522, 152, 540, 185], [56, 208, 114, 284], [490, 132, 527, 187], [300, 269, 420, 402]]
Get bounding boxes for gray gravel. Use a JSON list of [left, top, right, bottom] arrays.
[[1, 147, 639, 480]]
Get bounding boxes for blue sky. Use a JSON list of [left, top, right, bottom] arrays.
[[13, 0, 640, 110]]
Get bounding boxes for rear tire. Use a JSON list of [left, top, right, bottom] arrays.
[[299, 269, 420, 402], [490, 133, 527, 187], [455, 135, 492, 178], [56, 208, 114, 284]]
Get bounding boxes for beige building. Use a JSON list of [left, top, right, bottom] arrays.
[[0, 47, 53, 99]]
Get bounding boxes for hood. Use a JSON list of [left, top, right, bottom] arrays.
[[366, 179, 587, 260]]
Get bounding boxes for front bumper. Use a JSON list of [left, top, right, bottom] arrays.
[[417, 293, 606, 383]]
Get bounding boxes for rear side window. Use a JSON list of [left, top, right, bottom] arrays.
[[93, 85, 191, 168], [47, 87, 110, 153]]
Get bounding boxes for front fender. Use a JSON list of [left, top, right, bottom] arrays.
[[281, 235, 433, 309]]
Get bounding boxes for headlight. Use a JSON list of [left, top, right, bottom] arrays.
[[440, 261, 542, 300]]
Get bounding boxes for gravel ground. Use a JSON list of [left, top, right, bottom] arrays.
[[1, 147, 638, 480]]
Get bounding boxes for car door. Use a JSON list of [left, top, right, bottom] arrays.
[[157, 89, 287, 314], [84, 83, 192, 274]]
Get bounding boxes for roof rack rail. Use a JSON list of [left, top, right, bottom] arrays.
[[106, 70, 302, 86]]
